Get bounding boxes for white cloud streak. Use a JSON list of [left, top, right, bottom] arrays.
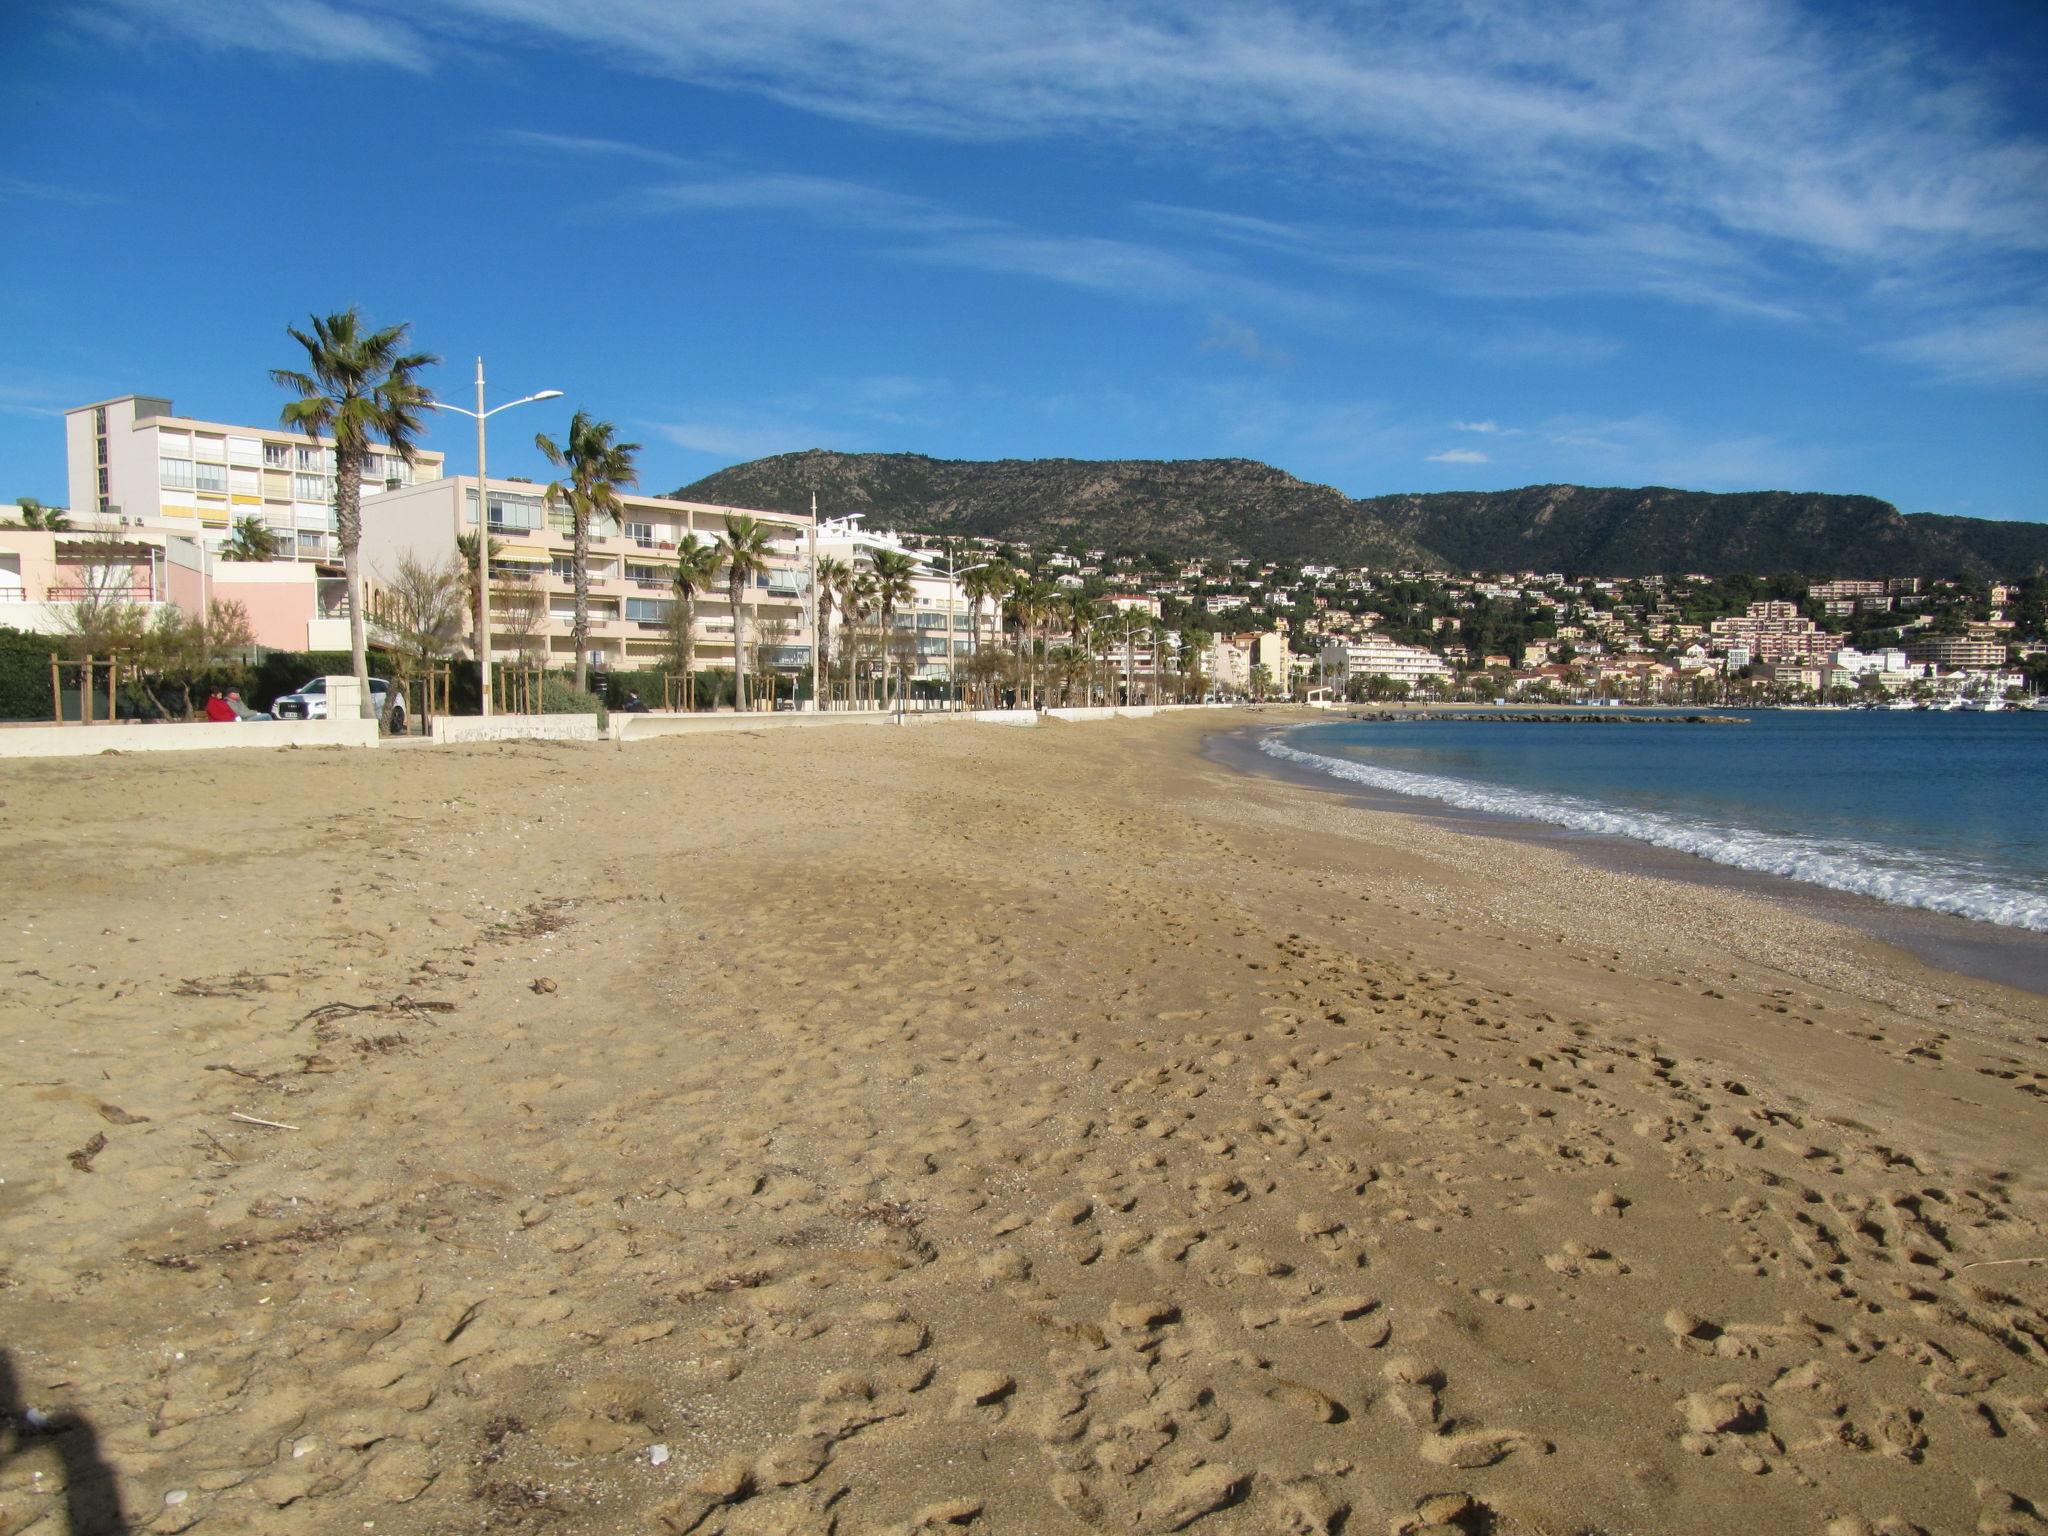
[[1426, 448, 1491, 464]]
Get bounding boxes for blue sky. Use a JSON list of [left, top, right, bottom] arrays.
[[3, 0, 2044, 521]]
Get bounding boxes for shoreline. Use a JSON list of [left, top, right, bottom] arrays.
[[3, 717, 2044, 1535], [1212, 713, 2048, 997]]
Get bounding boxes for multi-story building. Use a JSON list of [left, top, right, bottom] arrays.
[[1907, 633, 2008, 671], [815, 518, 979, 686], [359, 477, 811, 676], [1709, 601, 1835, 663], [1318, 635, 1451, 688], [65, 395, 444, 562], [1809, 579, 1887, 601]]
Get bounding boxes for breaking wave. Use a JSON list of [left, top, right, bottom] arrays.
[[1260, 734, 2048, 932]]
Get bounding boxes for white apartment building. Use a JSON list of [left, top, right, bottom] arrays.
[[1319, 635, 1452, 688], [65, 395, 444, 562], [817, 518, 979, 684], [360, 477, 812, 675]]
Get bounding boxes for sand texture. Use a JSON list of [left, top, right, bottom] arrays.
[[2, 715, 2045, 1536]]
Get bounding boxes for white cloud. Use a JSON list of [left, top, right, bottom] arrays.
[[1426, 448, 1491, 464], [86, 0, 2047, 384], [1452, 419, 1500, 434], [80, 0, 430, 71], [0, 176, 118, 208], [1200, 315, 1292, 368], [1537, 413, 1821, 490], [1875, 304, 2048, 386]]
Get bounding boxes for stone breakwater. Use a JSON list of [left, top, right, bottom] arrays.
[[1343, 711, 1746, 725]]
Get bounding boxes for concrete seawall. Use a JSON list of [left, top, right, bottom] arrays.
[[0, 717, 379, 758]]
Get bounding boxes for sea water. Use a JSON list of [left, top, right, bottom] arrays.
[[1261, 711, 2048, 932]]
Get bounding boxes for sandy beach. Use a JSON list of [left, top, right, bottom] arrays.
[[3, 713, 2045, 1536]]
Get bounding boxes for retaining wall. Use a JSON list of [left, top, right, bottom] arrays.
[[0, 717, 379, 758], [431, 715, 605, 745]]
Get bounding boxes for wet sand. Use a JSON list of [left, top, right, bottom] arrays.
[[2, 715, 2045, 1535]]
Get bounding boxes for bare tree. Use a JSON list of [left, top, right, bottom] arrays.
[[370, 555, 465, 731]]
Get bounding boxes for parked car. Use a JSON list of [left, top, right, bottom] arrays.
[[270, 677, 406, 733]]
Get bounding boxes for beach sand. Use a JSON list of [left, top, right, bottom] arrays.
[[2, 714, 2045, 1535]]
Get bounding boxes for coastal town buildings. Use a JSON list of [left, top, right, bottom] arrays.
[[358, 477, 812, 677], [64, 395, 444, 561], [1318, 635, 1453, 689]]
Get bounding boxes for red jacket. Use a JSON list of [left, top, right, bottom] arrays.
[[205, 696, 237, 722]]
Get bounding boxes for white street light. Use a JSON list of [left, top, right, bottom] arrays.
[[923, 551, 989, 712], [427, 361, 562, 716]]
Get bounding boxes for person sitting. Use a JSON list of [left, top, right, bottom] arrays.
[[621, 692, 649, 713], [204, 691, 236, 723], [225, 690, 267, 721]]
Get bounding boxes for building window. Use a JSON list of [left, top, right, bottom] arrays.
[[627, 521, 655, 547], [160, 457, 194, 489], [95, 407, 107, 434], [296, 446, 321, 471], [97, 468, 109, 496], [263, 443, 290, 467], [625, 597, 673, 623], [293, 473, 328, 502]]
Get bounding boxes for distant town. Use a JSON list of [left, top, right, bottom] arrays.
[[4, 390, 2044, 718]]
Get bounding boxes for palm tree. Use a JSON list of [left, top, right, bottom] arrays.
[[272, 307, 437, 717], [223, 515, 284, 562], [669, 533, 722, 710], [845, 569, 879, 705], [13, 497, 70, 531], [454, 529, 503, 659], [814, 555, 850, 706], [962, 562, 1007, 704], [868, 549, 918, 709], [536, 411, 640, 694], [1063, 594, 1099, 705], [715, 514, 774, 710]]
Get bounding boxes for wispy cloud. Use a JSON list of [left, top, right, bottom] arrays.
[[514, 133, 1330, 322], [1536, 413, 1822, 490], [1200, 315, 1292, 368], [1453, 420, 1501, 434], [79, 0, 430, 71], [84, 1, 2048, 387], [0, 175, 118, 208], [1875, 303, 2048, 386], [1426, 448, 1490, 465]]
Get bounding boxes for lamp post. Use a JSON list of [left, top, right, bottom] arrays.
[[923, 551, 989, 712], [426, 361, 561, 717]]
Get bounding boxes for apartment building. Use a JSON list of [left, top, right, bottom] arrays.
[[816, 518, 978, 684], [1318, 635, 1452, 687], [359, 477, 813, 675], [65, 395, 444, 562], [1709, 601, 1835, 663], [1907, 633, 2009, 671]]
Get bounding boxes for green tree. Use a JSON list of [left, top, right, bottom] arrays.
[[536, 411, 640, 694], [814, 554, 851, 704], [667, 533, 723, 709], [222, 515, 284, 562], [454, 529, 503, 660], [272, 308, 437, 717], [715, 514, 774, 710], [868, 549, 918, 707], [11, 497, 70, 531]]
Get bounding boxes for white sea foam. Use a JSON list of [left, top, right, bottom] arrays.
[[1260, 735, 2048, 932]]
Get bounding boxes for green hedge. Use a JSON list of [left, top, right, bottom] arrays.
[[0, 628, 57, 721]]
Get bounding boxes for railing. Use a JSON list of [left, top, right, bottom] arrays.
[[45, 585, 159, 603]]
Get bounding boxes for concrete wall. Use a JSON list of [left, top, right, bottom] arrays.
[[431, 714, 604, 745], [0, 717, 378, 758], [611, 710, 899, 743]]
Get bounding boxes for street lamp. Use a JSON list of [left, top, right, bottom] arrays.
[[427, 360, 561, 717], [923, 550, 989, 712]]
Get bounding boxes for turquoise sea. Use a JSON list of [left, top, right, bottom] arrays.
[[1261, 710, 2048, 933]]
